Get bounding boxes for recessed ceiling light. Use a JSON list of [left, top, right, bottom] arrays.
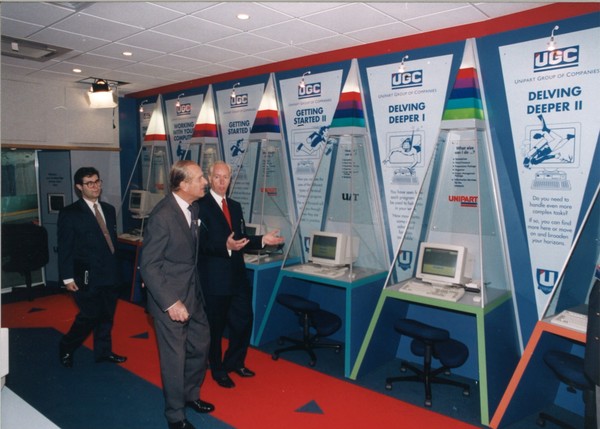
[[237, 13, 250, 20], [73, 68, 82, 73], [123, 51, 132, 56]]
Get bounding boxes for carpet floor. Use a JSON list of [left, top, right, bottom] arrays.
[[2, 293, 483, 429]]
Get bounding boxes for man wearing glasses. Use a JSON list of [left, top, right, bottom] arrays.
[[58, 166, 127, 368]]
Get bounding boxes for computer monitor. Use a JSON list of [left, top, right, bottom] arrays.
[[129, 190, 163, 218], [308, 231, 359, 267], [415, 242, 467, 286], [244, 223, 263, 236]]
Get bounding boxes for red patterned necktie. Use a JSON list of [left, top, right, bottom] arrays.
[[222, 198, 232, 230]]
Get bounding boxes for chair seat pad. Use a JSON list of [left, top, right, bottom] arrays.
[[435, 339, 469, 368], [311, 309, 342, 337], [544, 350, 594, 390], [394, 318, 450, 342], [276, 293, 320, 313]]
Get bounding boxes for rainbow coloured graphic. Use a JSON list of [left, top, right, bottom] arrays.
[[442, 67, 484, 121], [330, 91, 365, 130]]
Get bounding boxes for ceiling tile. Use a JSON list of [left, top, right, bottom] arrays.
[[82, 2, 184, 27], [1, 17, 44, 39], [89, 43, 164, 62], [119, 30, 198, 53], [144, 54, 211, 71], [69, 52, 135, 69], [298, 34, 365, 53], [406, 5, 489, 32], [264, 2, 345, 18], [29, 28, 109, 52], [369, 3, 471, 20], [255, 45, 313, 63], [209, 33, 287, 55], [0, 2, 75, 26], [151, 2, 218, 15], [308, 3, 396, 33], [192, 2, 293, 31], [252, 18, 337, 46], [152, 15, 240, 43], [117, 62, 177, 78], [175, 44, 245, 64], [52, 12, 143, 40], [348, 21, 418, 43]]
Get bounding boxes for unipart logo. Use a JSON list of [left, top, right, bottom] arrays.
[[391, 70, 423, 90], [176, 103, 192, 116], [230, 93, 249, 108], [298, 82, 321, 99], [533, 46, 579, 73]]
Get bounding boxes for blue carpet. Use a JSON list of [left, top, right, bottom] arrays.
[[6, 328, 233, 429]]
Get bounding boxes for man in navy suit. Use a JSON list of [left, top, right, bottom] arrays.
[[58, 166, 126, 368], [197, 161, 284, 389], [140, 160, 214, 429]]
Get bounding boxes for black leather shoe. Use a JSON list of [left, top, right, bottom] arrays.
[[168, 419, 196, 429], [60, 351, 73, 368], [96, 353, 127, 364], [214, 374, 235, 388], [185, 399, 215, 414], [232, 367, 255, 377]]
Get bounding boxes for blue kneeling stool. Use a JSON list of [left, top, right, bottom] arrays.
[[385, 318, 470, 407], [272, 293, 342, 367], [537, 350, 595, 429]]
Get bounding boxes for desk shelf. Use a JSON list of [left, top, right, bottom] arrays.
[[350, 287, 518, 426], [490, 321, 587, 428], [255, 267, 386, 377]]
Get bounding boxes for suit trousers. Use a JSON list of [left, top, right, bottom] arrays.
[[153, 307, 210, 423], [204, 285, 253, 379], [60, 284, 119, 359]]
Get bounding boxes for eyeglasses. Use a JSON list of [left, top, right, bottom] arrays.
[[82, 179, 103, 188]]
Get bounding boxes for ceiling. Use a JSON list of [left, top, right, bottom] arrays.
[[1, 1, 546, 96]]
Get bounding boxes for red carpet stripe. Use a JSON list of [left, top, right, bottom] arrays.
[[2, 294, 479, 429]]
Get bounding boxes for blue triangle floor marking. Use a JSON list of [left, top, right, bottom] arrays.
[[131, 332, 149, 339], [28, 307, 46, 313], [295, 400, 323, 414]]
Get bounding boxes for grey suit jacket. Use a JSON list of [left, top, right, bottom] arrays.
[[139, 193, 201, 318]]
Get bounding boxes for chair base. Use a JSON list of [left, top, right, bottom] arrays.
[[272, 335, 341, 367], [385, 361, 470, 407]]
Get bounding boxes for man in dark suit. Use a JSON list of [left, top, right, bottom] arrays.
[[584, 276, 599, 429], [58, 166, 126, 368], [140, 160, 214, 429], [197, 161, 284, 389]]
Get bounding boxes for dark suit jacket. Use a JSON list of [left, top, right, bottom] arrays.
[[140, 193, 202, 317], [57, 198, 118, 287], [197, 194, 263, 296], [585, 279, 600, 385]]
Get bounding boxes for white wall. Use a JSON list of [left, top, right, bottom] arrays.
[[1, 75, 119, 148]]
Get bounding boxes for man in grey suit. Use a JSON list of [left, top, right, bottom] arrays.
[[140, 160, 214, 429]]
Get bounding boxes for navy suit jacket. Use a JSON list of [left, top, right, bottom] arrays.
[[57, 198, 118, 287], [197, 194, 262, 296]]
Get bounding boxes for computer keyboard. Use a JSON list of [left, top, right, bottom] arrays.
[[244, 254, 267, 264], [550, 310, 588, 333], [293, 264, 349, 279], [398, 280, 465, 302]]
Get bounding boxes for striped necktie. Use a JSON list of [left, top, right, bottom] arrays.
[[94, 203, 114, 254]]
